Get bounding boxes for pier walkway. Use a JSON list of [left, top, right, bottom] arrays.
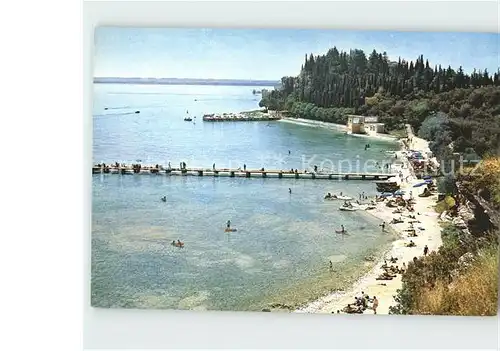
[[92, 164, 396, 181]]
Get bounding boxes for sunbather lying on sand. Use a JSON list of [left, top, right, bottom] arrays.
[[342, 304, 364, 314], [405, 240, 416, 247], [376, 273, 396, 281]]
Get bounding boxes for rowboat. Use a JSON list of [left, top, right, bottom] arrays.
[[339, 207, 357, 211]]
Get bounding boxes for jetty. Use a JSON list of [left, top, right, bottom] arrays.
[[202, 114, 280, 122], [92, 164, 396, 180], [202, 110, 280, 122]]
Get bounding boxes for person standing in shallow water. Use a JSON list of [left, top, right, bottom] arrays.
[[372, 296, 379, 314], [289, 188, 292, 194], [329, 260, 333, 271], [226, 220, 231, 229], [380, 222, 386, 232]]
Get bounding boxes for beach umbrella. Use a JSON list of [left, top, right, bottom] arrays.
[[394, 190, 406, 195]]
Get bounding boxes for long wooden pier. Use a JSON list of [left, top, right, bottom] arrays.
[[92, 165, 396, 181]]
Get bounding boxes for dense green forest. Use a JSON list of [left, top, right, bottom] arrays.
[[260, 48, 500, 156]]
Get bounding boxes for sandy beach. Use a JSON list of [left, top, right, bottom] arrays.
[[279, 117, 348, 133], [279, 117, 399, 142], [295, 124, 442, 315]]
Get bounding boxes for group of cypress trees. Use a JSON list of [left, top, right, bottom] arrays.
[[260, 47, 500, 156]]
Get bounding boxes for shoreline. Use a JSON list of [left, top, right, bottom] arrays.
[[278, 117, 399, 143], [294, 125, 442, 314]]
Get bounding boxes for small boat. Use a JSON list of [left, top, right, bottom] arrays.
[[339, 206, 357, 211], [336, 196, 353, 200], [325, 195, 353, 200], [171, 241, 184, 248], [135, 110, 140, 114], [379, 192, 394, 197], [224, 228, 237, 232], [335, 230, 348, 234], [184, 110, 192, 121]]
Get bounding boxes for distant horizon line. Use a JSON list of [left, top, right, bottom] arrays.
[[94, 77, 280, 86]]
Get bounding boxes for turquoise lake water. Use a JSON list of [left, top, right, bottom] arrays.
[[91, 84, 400, 311]]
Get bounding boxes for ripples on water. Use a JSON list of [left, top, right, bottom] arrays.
[[91, 84, 399, 311]]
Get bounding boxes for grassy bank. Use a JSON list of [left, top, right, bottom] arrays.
[[414, 247, 498, 316]]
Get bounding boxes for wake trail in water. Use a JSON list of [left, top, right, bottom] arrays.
[[104, 106, 132, 110], [94, 112, 139, 118], [104, 104, 165, 110]]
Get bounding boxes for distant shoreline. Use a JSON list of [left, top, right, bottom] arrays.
[[94, 77, 279, 87]]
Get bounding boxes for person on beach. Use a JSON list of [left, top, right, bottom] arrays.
[[226, 220, 231, 229], [372, 296, 379, 314], [380, 222, 386, 232], [243, 164, 246, 171], [423, 245, 429, 256], [329, 260, 333, 271], [213, 163, 215, 170]]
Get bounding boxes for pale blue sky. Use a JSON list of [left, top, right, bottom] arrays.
[[94, 28, 499, 80]]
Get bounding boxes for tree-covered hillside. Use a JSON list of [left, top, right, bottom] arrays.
[[260, 48, 500, 156]]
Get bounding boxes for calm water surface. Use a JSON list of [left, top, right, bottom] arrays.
[[91, 84, 399, 311]]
